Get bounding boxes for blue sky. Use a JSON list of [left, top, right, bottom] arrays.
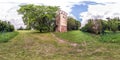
[[0, 0, 120, 28], [71, 4, 88, 21], [71, 1, 105, 21]]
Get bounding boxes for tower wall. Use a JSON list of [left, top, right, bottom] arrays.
[[56, 10, 67, 32]]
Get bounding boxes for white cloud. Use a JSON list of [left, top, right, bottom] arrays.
[[0, 0, 86, 29], [1, 0, 120, 29], [80, 0, 120, 27]]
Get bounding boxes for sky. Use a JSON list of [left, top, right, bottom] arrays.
[[0, 0, 120, 28]]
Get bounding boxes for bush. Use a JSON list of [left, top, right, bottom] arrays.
[[108, 18, 119, 32], [0, 20, 14, 32]]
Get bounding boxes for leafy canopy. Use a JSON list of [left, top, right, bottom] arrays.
[[18, 4, 59, 32]]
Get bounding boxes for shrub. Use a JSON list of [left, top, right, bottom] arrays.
[[0, 20, 14, 32]]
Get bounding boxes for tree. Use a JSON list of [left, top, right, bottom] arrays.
[[75, 20, 81, 30], [108, 17, 119, 33], [18, 26, 24, 30], [81, 17, 120, 34], [18, 4, 59, 32], [81, 19, 107, 34], [101, 20, 108, 33], [67, 16, 81, 31], [118, 20, 120, 31], [0, 20, 14, 32]]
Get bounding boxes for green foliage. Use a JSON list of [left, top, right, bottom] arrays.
[[67, 16, 81, 31], [108, 17, 119, 32], [81, 17, 120, 34], [118, 22, 120, 30], [81, 19, 105, 34], [0, 31, 18, 43], [0, 20, 14, 32], [18, 4, 59, 32]]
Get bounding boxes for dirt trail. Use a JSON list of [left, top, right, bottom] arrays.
[[51, 33, 79, 47]]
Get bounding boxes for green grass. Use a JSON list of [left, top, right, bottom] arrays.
[[0, 30, 120, 60], [54, 30, 99, 43], [0, 31, 18, 43], [54, 30, 120, 60], [54, 30, 120, 44], [100, 32, 120, 44]]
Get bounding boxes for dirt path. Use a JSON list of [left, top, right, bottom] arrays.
[[51, 33, 79, 47]]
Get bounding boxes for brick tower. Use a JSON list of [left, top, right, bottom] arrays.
[[56, 10, 67, 32]]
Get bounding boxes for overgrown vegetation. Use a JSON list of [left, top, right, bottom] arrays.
[[0, 20, 14, 32], [100, 31, 120, 44], [81, 17, 120, 34], [0, 32, 18, 43]]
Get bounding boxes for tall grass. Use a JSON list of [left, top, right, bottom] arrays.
[[100, 32, 120, 44], [0, 31, 18, 43]]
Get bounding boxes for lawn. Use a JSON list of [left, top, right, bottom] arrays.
[[0, 30, 120, 60]]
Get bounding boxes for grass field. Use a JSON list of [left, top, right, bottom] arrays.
[[55, 30, 120, 44], [0, 31, 18, 43], [0, 30, 120, 60], [54, 30, 120, 60], [100, 31, 120, 44], [54, 31, 99, 43]]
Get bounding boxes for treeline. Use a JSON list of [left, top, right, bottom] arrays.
[[0, 20, 14, 32], [81, 17, 120, 34]]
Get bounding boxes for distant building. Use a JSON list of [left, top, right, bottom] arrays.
[[55, 10, 67, 32]]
